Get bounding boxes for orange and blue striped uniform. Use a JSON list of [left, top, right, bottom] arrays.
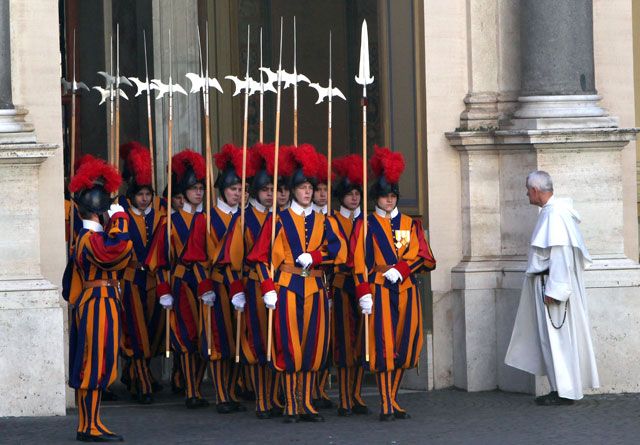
[[351, 211, 436, 415], [65, 198, 83, 256], [145, 207, 213, 400], [247, 205, 347, 415], [65, 212, 132, 436], [117, 196, 163, 397], [201, 202, 244, 405], [328, 208, 369, 412], [233, 202, 282, 414]]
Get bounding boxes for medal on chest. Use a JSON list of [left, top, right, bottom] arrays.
[[394, 229, 410, 249]]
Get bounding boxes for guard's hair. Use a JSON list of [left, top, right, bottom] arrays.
[[526, 170, 554, 192]]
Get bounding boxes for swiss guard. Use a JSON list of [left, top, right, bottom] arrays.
[[145, 149, 214, 409], [329, 154, 370, 416], [117, 142, 163, 404], [247, 144, 346, 423], [351, 146, 436, 421], [65, 157, 132, 442]]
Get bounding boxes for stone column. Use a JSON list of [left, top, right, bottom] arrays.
[[0, 0, 65, 416], [510, 0, 617, 129], [446, 0, 640, 396]]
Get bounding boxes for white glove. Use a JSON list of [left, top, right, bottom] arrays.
[[263, 290, 277, 310], [107, 203, 125, 218], [359, 294, 373, 315], [201, 290, 216, 307], [231, 292, 246, 312], [159, 294, 173, 309], [383, 267, 403, 284], [296, 253, 313, 269]]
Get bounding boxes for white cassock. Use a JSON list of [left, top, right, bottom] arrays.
[[505, 195, 599, 400]]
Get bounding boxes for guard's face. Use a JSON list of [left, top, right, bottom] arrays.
[[342, 189, 361, 211], [258, 184, 274, 208], [185, 183, 204, 206], [224, 183, 242, 207], [313, 183, 328, 207], [293, 182, 314, 207], [277, 186, 290, 208], [134, 187, 153, 211], [377, 193, 398, 213], [171, 193, 184, 210]]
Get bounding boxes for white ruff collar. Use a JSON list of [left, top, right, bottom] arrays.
[[375, 206, 398, 219], [217, 197, 238, 215], [290, 200, 313, 217], [83, 219, 103, 232], [131, 205, 152, 216], [249, 198, 268, 213], [312, 203, 328, 215], [182, 202, 203, 214], [340, 206, 361, 220]]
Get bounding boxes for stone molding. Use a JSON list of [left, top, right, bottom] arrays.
[[0, 107, 36, 143]]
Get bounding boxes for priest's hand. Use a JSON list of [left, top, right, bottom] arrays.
[[544, 295, 560, 305]]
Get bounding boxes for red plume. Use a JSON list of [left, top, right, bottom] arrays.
[[287, 143, 319, 179], [69, 157, 122, 194], [370, 145, 405, 184], [214, 143, 254, 177], [172, 149, 206, 181], [332, 154, 363, 186], [74, 154, 97, 174], [249, 142, 276, 176], [316, 153, 328, 184], [120, 141, 147, 162], [278, 146, 296, 177], [127, 145, 153, 187]]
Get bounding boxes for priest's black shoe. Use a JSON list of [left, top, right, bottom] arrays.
[[76, 432, 124, 442], [534, 391, 575, 406], [337, 407, 352, 417], [185, 397, 209, 409], [283, 414, 299, 423], [299, 413, 325, 422], [255, 410, 271, 420], [379, 413, 395, 422], [352, 403, 371, 415], [394, 411, 411, 419]]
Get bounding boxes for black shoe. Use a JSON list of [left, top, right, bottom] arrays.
[[269, 407, 283, 417], [337, 407, 352, 417], [101, 390, 118, 402], [535, 391, 575, 406], [352, 403, 371, 415], [171, 381, 184, 395], [313, 398, 333, 409], [232, 401, 247, 412], [76, 432, 124, 442], [151, 382, 164, 392], [185, 397, 209, 409], [216, 402, 234, 414], [255, 410, 271, 419], [283, 414, 299, 423], [138, 394, 153, 405], [379, 413, 395, 422], [299, 413, 325, 422], [394, 411, 411, 419]]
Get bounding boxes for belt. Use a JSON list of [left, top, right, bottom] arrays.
[[83, 279, 120, 295], [279, 264, 324, 278], [374, 265, 393, 273]]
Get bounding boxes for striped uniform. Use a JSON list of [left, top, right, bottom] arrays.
[[203, 203, 244, 405], [145, 207, 213, 400], [65, 212, 132, 436], [247, 205, 346, 416], [328, 209, 368, 411], [237, 202, 282, 414], [118, 196, 163, 397], [65, 198, 83, 256], [351, 211, 436, 415]]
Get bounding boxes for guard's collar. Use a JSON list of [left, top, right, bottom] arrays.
[[249, 198, 268, 213], [83, 219, 103, 232], [217, 197, 238, 215], [131, 205, 152, 216], [182, 202, 203, 214], [340, 206, 361, 220], [375, 206, 398, 219], [290, 200, 313, 217], [312, 203, 328, 215]]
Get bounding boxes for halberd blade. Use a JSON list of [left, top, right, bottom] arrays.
[[355, 20, 374, 86]]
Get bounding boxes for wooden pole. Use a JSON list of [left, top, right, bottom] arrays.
[[143, 30, 156, 191], [362, 95, 369, 363], [267, 18, 284, 363], [165, 29, 175, 359], [69, 29, 78, 245]]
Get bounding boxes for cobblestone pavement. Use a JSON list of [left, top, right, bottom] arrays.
[[3, 385, 640, 444]]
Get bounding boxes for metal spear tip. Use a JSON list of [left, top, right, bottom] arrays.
[[355, 20, 374, 86]]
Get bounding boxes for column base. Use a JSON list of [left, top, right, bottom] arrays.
[[0, 107, 36, 143], [0, 278, 67, 416]]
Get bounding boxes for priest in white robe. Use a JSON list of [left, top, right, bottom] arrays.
[[505, 171, 599, 405]]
